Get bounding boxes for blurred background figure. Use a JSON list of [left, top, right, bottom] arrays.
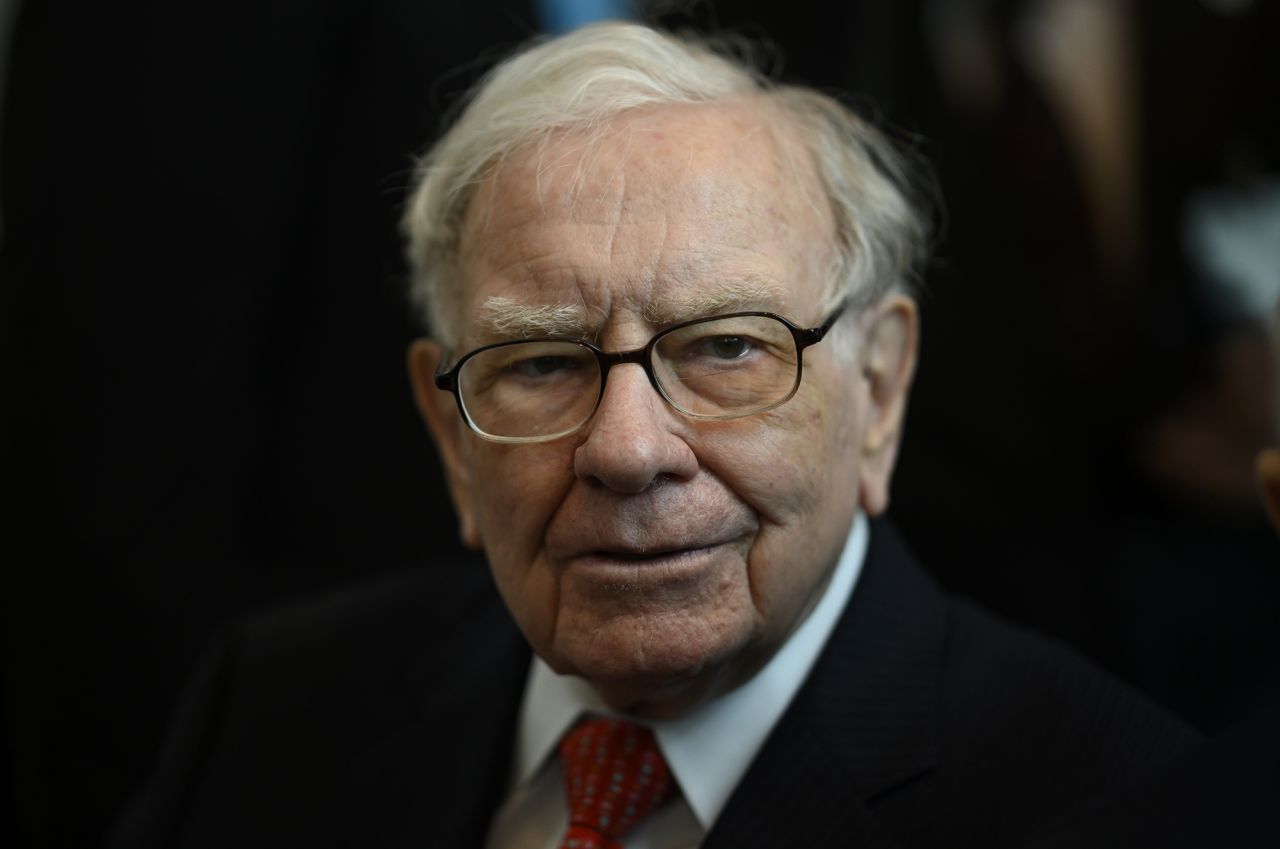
[[1, 0, 1277, 846], [1023, 303, 1280, 849], [878, 0, 1280, 735]]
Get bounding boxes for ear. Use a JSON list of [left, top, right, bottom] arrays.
[[407, 339, 483, 549], [1256, 448, 1280, 537], [857, 294, 919, 516]]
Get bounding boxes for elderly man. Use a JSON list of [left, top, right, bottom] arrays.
[[116, 23, 1195, 849]]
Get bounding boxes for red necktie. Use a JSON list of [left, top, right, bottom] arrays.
[[557, 718, 677, 849]]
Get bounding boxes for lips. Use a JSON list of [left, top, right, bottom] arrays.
[[589, 545, 709, 561], [544, 477, 759, 568], [549, 514, 757, 570], [579, 542, 723, 564], [563, 544, 738, 594]]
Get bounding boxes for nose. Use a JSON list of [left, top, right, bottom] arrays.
[[573, 363, 699, 493]]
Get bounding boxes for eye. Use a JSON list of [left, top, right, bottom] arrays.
[[511, 355, 580, 378], [699, 335, 753, 359]]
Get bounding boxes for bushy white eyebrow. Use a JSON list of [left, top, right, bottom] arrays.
[[643, 279, 792, 325], [473, 279, 793, 342], [474, 297, 592, 339]]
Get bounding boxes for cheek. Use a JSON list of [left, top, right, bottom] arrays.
[[464, 441, 578, 651], [790, 368, 863, 487], [466, 442, 576, 567], [699, 373, 862, 631], [698, 377, 861, 527]]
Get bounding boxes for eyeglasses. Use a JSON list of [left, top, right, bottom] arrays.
[[434, 301, 849, 443]]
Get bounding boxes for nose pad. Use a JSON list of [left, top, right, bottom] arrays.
[[573, 364, 697, 493]]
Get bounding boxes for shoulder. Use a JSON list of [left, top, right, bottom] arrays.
[[245, 558, 501, 641], [839, 521, 1200, 844], [1022, 697, 1280, 848], [922, 597, 1197, 845], [940, 596, 1198, 779], [230, 560, 506, 692], [201, 559, 522, 742], [111, 560, 525, 848], [863, 520, 1195, 762]]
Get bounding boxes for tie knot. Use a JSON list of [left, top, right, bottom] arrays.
[[557, 718, 676, 849]]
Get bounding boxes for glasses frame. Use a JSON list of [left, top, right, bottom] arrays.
[[434, 300, 850, 444]]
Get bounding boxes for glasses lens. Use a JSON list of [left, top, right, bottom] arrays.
[[457, 341, 601, 440], [653, 315, 800, 417]]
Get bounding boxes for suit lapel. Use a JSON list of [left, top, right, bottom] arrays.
[[341, 521, 946, 847], [701, 717, 904, 849], [347, 574, 532, 848], [705, 521, 946, 848]]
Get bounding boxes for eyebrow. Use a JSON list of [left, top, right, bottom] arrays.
[[471, 279, 793, 342], [473, 297, 593, 340], [642, 279, 791, 325]]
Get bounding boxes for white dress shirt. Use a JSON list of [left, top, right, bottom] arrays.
[[484, 513, 870, 849]]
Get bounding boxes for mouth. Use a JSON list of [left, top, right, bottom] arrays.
[[563, 540, 743, 585], [582, 544, 719, 564]]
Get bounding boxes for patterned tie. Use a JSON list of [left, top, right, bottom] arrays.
[[557, 717, 677, 849]]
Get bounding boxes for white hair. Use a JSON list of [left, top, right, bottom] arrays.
[[402, 21, 931, 344]]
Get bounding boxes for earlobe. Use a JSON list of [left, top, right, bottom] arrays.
[[407, 340, 484, 549], [1256, 449, 1280, 537], [857, 295, 919, 516]]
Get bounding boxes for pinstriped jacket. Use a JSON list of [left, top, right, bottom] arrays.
[[113, 522, 1197, 848]]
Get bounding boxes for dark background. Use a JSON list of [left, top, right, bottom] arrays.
[[3, 1, 1278, 846]]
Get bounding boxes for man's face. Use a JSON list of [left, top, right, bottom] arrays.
[[411, 101, 915, 717]]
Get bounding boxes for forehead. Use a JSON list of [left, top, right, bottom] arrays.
[[456, 100, 835, 341]]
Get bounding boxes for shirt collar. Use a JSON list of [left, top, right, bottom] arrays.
[[511, 512, 870, 829]]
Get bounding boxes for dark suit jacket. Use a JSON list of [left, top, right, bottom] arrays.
[[1023, 697, 1280, 848], [112, 523, 1197, 848]]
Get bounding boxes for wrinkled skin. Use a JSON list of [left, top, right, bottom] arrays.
[[410, 100, 917, 718]]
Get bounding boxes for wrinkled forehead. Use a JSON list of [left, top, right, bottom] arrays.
[[453, 101, 836, 343], [464, 100, 815, 231]]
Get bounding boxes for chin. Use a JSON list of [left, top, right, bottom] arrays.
[[550, 610, 754, 715]]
